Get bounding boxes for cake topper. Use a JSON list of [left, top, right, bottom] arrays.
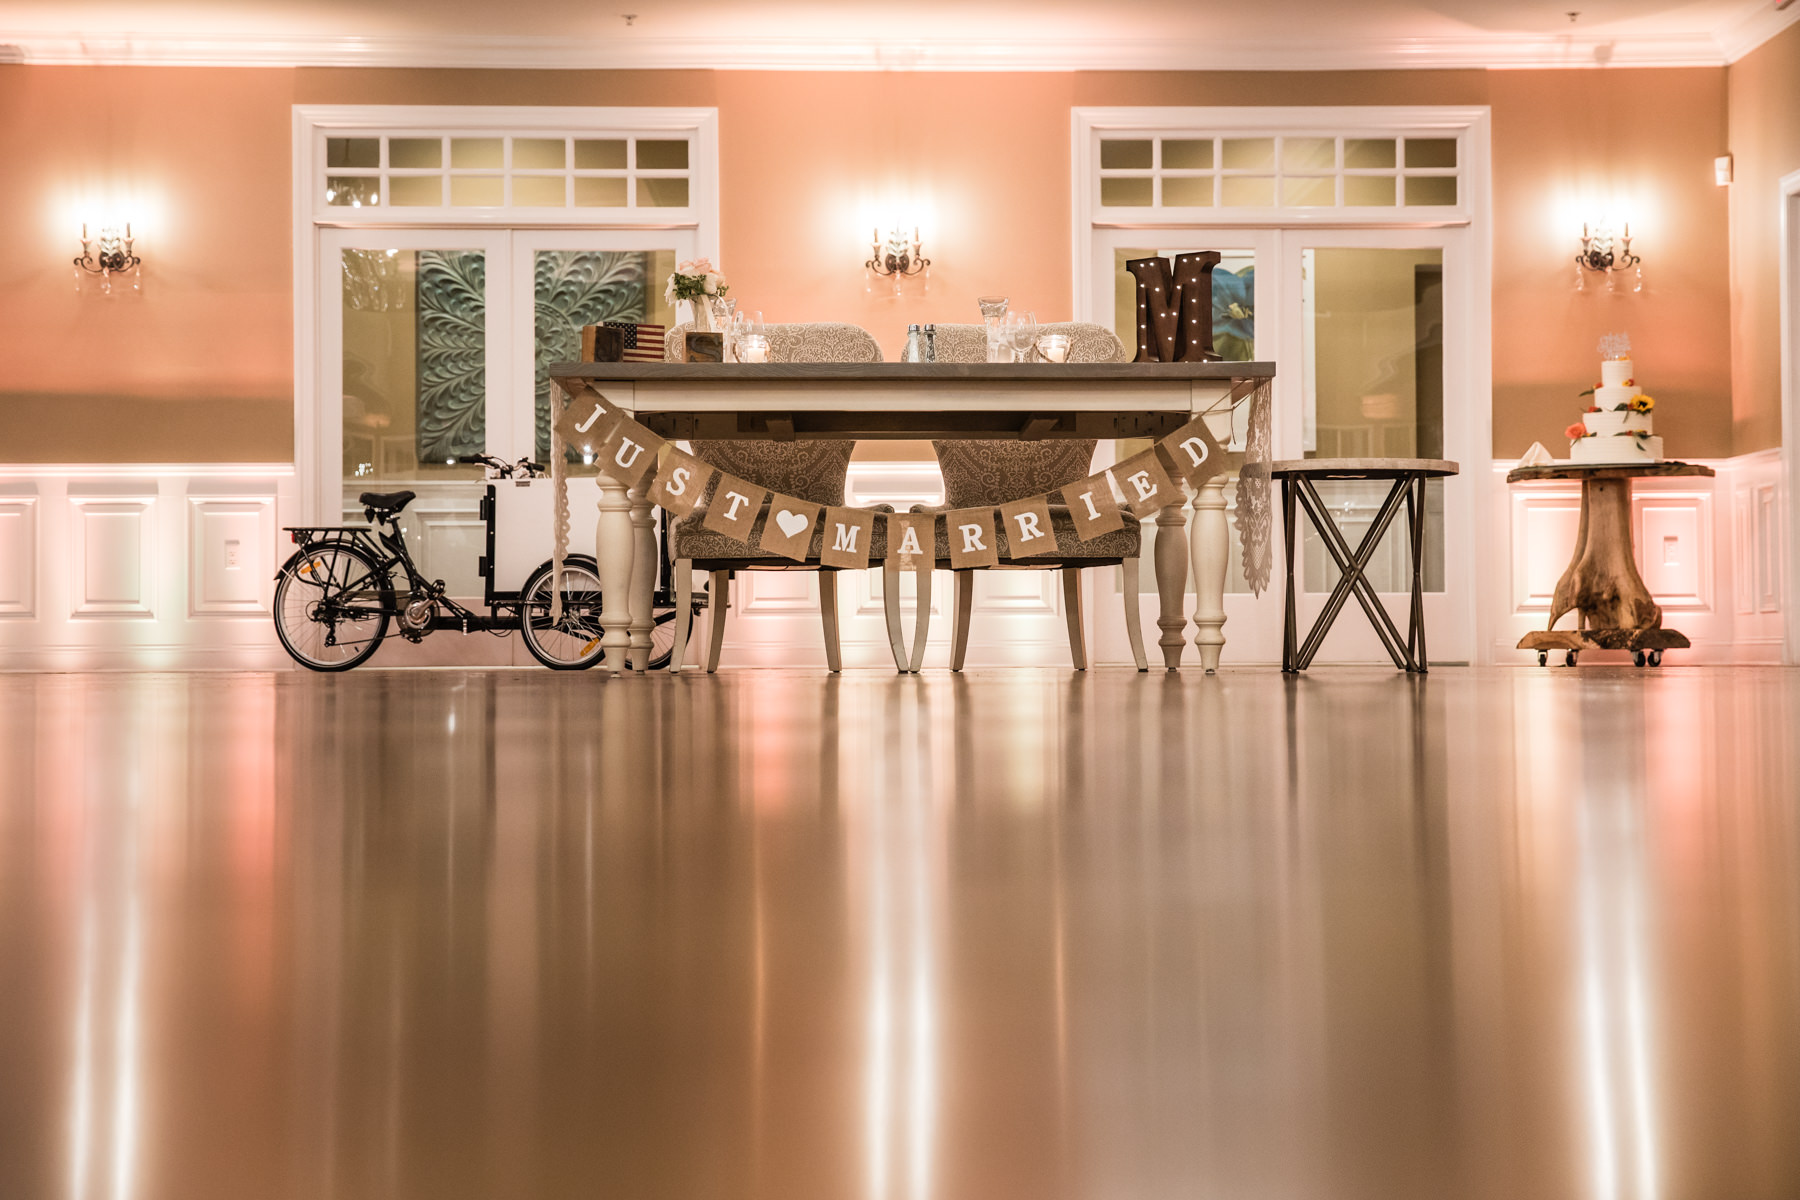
[[1598, 332, 1632, 359]]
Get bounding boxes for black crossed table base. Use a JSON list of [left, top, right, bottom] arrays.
[[1273, 458, 1461, 673]]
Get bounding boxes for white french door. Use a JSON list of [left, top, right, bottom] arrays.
[[1091, 225, 1476, 665], [318, 227, 695, 601]]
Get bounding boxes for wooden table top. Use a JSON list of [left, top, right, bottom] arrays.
[[1506, 460, 1715, 483], [550, 361, 1276, 383], [1271, 457, 1460, 479]]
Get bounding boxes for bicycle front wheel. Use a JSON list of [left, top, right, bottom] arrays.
[[520, 557, 606, 670], [274, 542, 391, 671]]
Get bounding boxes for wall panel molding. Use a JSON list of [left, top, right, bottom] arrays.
[[0, 495, 38, 619], [68, 494, 157, 619]]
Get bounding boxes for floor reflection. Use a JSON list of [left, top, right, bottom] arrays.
[[0, 667, 1796, 1200]]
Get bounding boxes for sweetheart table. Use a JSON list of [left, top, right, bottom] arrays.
[[547, 361, 1276, 674]]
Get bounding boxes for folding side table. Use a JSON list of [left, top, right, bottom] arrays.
[[1274, 458, 1460, 673]]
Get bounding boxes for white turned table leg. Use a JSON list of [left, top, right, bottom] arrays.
[[595, 470, 635, 674], [1190, 479, 1229, 674], [1154, 503, 1189, 670], [626, 488, 656, 672]]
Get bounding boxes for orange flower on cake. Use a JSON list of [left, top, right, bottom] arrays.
[[1564, 421, 1589, 441]]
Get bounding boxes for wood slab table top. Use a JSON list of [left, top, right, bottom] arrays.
[[1506, 460, 1715, 484], [549, 360, 1275, 442]]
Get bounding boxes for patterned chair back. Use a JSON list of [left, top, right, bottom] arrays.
[[692, 440, 855, 506], [926, 322, 1127, 365], [667, 321, 881, 507], [926, 322, 1120, 507], [933, 439, 1098, 509]]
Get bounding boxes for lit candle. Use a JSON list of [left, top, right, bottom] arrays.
[[739, 333, 771, 363]]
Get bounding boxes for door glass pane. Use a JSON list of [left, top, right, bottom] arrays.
[[1301, 246, 1445, 593], [341, 248, 487, 487], [532, 248, 678, 465]]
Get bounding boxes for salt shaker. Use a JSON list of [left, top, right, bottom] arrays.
[[902, 324, 928, 363]]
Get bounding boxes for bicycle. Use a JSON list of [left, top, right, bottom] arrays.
[[273, 455, 703, 672]]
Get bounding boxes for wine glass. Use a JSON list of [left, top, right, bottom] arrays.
[[1007, 312, 1038, 362]]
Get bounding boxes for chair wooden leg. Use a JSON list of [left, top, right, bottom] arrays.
[[909, 566, 933, 674], [706, 570, 731, 673], [950, 569, 974, 672], [1122, 558, 1149, 672], [881, 561, 908, 672], [670, 559, 694, 674], [1061, 567, 1088, 670], [819, 569, 842, 673]]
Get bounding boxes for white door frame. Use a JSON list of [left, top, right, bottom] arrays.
[[1072, 105, 1494, 662], [292, 104, 720, 523], [1781, 167, 1800, 664]]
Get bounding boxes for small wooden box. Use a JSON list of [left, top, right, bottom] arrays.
[[580, 325, 625, 362], [684, 332, 724, 363]]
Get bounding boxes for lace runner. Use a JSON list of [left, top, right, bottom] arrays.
[[549, 384, 571, 622], [1237, 378, 1275, 595]]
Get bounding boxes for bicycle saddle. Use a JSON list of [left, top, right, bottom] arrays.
[[358, 490, 416, 515]]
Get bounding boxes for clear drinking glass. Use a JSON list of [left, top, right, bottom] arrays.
[[978, 295, 1009, 362]]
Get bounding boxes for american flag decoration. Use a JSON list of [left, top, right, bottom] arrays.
[[604, 320, 668, 363]]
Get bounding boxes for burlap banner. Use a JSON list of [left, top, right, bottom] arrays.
[[647, 446, 715, 516], [998, 495, 1057, 557], [947, 506, 1000, 569], [702, 472, 768, 542], [555, 395, 1235, 570], [761, 494, 821, 561], [1061, 474, 1125, 540], [1160, 415, 1225, 487], [886, 512, 934, 569], [820, 507, 877, 569]]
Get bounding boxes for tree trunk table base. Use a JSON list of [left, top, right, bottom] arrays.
[[1506, 461, 1715, 667]]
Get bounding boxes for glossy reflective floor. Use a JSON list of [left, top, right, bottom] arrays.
[[2, 668, 1798, 1200]]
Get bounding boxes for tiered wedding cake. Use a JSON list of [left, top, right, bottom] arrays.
[[1568, 334, 1661, 464]]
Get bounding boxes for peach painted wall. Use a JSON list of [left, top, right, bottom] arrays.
[[0, 63, 1739, 462], [1727, 21, 1800, 454], [1487, 69, 1731, 459]]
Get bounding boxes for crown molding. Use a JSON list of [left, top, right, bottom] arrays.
[[1717, 2, 1800, 62], [0, 25, 1789, 72]]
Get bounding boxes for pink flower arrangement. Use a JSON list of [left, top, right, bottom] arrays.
[[666, 257, 728, 304]]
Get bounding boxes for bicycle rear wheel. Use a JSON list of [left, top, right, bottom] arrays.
[[274, 542, 391, 671], [520, 558, 606, 670]]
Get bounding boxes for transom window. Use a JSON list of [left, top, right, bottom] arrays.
[[1094, 131, 1463, 214], [321, 132, 694, 210]]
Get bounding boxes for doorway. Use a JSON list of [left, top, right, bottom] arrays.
[[1090, 226, 1477, 665], [319, 228, 694, 600]]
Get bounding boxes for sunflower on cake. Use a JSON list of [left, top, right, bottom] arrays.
[[1566, 333, 1662, 464]]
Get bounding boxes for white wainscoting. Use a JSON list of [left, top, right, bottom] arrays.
[[0, 465, 299, 670], [1493, 453, 1788, 664], [4, 458, 1787, 670]]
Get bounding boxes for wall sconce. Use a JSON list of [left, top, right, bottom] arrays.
[[866, 226, 929, 293], [74, 222, 142, 294], [1574, 220, 1641, 293]]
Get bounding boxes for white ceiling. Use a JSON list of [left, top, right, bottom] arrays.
[[2, 0, 1795, 70]]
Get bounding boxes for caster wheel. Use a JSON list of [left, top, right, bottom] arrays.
[[1564, 651, 1578, 667], [1634, 650, 1647, 667], [1649, 649, 1663, 667], [1537, 651, 1548, 666]]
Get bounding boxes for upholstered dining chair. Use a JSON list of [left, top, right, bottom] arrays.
[[665, 322, 885, 674], [917, 322, 1149, 672]]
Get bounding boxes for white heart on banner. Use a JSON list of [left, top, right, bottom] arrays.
[[775, 509, 810, 537]]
